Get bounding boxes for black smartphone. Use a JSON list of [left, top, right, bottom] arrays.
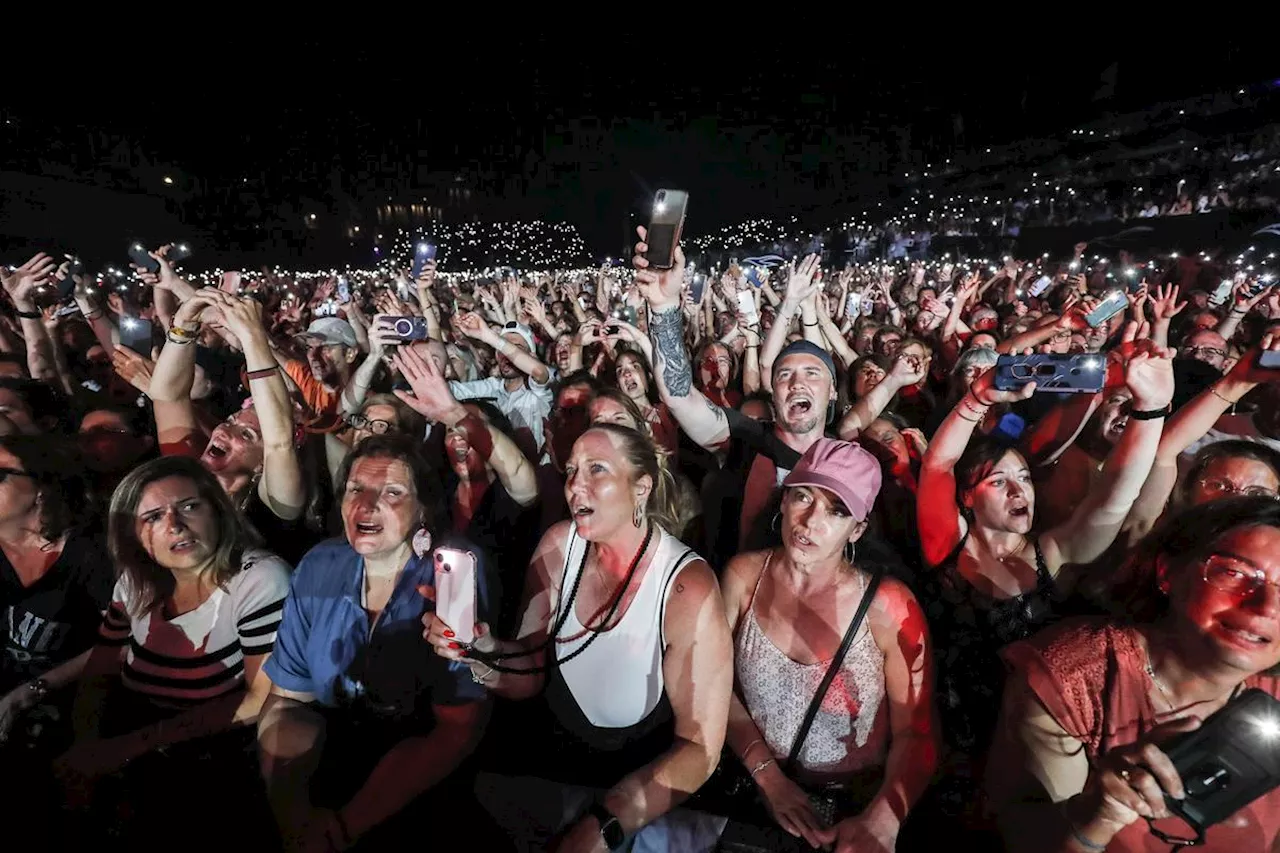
[[167, 243, 193, 264], [994, 354, 1107, 394], [1086, 290, 1128, 328], [1159, 688, 1280, 845], [388, 315, 429, 342], [128, 242, 160, 274], [119, 316, 154, 357], [643, 189, 689, 271], [411, 243, 437, 279], [690, 273, 707, 305]]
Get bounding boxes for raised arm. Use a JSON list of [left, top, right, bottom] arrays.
[[1042, 344, 1175, 575], [761, 254, 824, 378], [837, 353, 925, 440], [631, 229, 731, 452], [339, 314, 399, 417], [455, 311, 551, 386], [918, 369, 1035, 567], [0, 253, 60, 385]]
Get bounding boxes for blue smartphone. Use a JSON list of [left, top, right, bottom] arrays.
[[411, 243, 437, 279], [994, 354, 1106, 394], [745, 267, 765, 288], [1085, 291, 1128, 327]]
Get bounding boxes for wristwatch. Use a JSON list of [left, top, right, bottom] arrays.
[[26, 678, 49, 703], [587, 801, 625, 851]]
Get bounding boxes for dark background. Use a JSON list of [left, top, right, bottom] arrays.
[[5, 34, 1279, 261]]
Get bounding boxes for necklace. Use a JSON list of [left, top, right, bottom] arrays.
[[1144, 653, 1177, 713], [557, 524, 655, 642], [991, 534, 1027, 563]]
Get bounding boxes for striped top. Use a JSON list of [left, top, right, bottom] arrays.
[[99, 549, 290, 706]]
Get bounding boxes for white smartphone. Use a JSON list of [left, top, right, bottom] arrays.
[[736, 290, 759, 326], [846, 291, 860, 316], [433, 548, 478, 645]]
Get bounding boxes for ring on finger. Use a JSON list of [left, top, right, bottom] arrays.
[[1119, 768, 1132, 784]]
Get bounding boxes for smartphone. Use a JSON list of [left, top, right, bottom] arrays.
[[119, 316, 154, 357], [1029, 275, 1054, 298], [337, 276, 351, 304], [736, 291, 759, 326], [1244, 277, 1276, 299], [433, 548, 478, 645], [994, 353, 1106, 394], [167, 243, 193, 264], [1160, 688, 1280, 844], [388, 316, 429, 342], [128, 242, 160, 274], [1210, 279, 1234, 306], [690, 273, 707, 305], [1259, 351, 1280, 369], [745, 267, 765, 288], [643, 189, 689, 271], [613, 305, 638, 327], [846, 292, 861, 316], [411, 243, 437, 279], [1085, 291, 1128, 328]]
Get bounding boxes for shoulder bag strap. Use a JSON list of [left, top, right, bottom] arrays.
[[783, 565, 884, 774]]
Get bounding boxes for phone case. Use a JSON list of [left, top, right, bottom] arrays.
[[1161, 688, 1280, 842], [1085, 292, 1128, 327], [433, 548, 478, 645], [390, 316, 429, 341], [993, 354, 1106, 394], [644, 189, 689, 271], [736, 291, 759, 325], [128, 243, 160, 274], [1258, 351, 1280, 369], [167, 243, 193, 264]]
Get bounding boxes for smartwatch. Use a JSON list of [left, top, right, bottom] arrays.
[[587, 801, 625, 851]]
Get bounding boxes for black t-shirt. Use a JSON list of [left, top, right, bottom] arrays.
[[0, 528, 114, 692]]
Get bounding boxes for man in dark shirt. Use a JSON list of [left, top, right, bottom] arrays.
[[632, 234, 920, 569]]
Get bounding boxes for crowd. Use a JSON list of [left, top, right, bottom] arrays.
[[0, 189, 1279, 853]]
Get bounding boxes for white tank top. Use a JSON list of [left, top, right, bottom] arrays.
[[552, 525, 699, 729]]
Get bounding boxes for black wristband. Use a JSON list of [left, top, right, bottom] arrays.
[[587, 802, 625, 850], [802, 320, 819, 327], [1130, 404, 1172, 421], [15, 310, 40, 320]]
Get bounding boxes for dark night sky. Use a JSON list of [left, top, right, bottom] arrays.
[[12, 35, 1278, 254]]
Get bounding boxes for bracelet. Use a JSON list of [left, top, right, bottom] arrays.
[[166, 330, 194, 346], [802, 320, 819, 327], [470, 661, 496, 685], [964, 390, 993, 410], [741, 738, 765, 762], [83, 310, 104, 321], [1129, 403, 1172, 421], [749, 757, 776, 778], [745, 345, 759, 350], [1208, 384, 1242, 405], [167, 324, 200, 340], [245, 366, 279, 381], [1060, 804, 1107, 852], [956, 410, 985, 424], [14, 310, 40, 320]]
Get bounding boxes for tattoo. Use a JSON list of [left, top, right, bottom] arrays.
[[704, 396, 727, 423], [649, 306, 693, 397]]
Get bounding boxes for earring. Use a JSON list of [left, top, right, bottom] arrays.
[[771, 512, 781, 532], [844, 542, 856, 565], [412, 527, 433, 558], [633, 504, 644, 528]]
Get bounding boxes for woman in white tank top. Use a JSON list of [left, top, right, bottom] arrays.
[[428, 424, 733, 852], [719, 438, 938, 852]]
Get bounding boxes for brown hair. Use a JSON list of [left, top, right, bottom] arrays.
[[109, 456, 259, 616], [589, 387, 651, 434], [584, 423, 681, 534], [360, 393, 426, 439]]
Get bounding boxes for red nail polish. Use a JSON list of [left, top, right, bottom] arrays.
[[443, 629, 455, 638], [449, 642, 461, 650]]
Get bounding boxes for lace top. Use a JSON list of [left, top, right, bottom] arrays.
[[734, 557, 889, 781]]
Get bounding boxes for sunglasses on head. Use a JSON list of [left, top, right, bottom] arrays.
[[0, 468, 33, 485]]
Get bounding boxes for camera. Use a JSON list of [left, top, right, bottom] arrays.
[[390, 316, 429, 342]]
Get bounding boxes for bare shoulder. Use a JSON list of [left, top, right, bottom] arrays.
[[866, 573, 930, 654], [720, 549, 770, 609], [663, 559, 726, 631]]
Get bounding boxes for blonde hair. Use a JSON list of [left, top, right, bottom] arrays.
[[586, 423, 681, 534]]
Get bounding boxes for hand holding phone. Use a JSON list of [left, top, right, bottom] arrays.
[[128, 242, 160, 274], [642, 189, 689, 271], [994, 353, 1106, 394], [1085, 291, 1128, 328]]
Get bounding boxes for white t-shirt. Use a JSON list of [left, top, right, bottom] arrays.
[[99, 549, 290, 705]]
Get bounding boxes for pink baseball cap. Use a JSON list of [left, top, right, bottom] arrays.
[[782, 437, 882, 520]]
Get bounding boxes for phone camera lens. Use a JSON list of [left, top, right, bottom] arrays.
[[394, 318, 412, 336]]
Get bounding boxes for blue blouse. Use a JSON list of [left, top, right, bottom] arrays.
[[264, 537, 495, 722]]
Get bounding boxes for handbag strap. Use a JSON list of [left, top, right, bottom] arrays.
[[783, 566, 884, 774]]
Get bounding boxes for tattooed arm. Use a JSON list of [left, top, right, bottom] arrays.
[[648, 305, 730, 451]]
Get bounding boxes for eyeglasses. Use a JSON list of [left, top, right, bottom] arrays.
[[1197, 478, 1279, 500], [346, 414, 396, 435], [1202, 555, 1280, 598], [1184, 346, 1227, 361], [0, 468, 33, 485]]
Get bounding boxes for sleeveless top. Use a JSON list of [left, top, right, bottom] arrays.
[[922, 533, 1058, 755], [539, 524, 700, 787], [735, 555, 889, 781]]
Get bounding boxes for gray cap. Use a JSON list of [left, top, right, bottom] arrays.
[[298, 317, 358, 348]]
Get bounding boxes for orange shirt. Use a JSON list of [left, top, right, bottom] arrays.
[[284, 360, 340, 418]]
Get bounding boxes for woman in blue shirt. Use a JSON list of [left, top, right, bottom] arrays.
[[257, 434, 499, 852]]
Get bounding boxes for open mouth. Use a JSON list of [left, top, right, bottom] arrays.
[[1221, 622, 1271, 646], [792, 532, 815, 547], [170, 539, 196, 553], [786, 398, 813, 418], [354, 521, 383, 536], [205, 441, 228, 459], [1009, 505, 1030, 518], [572, 505, 594, 519]]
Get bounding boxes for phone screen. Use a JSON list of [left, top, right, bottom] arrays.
[[690, 274, 707, 305], [433, 548, 478, 644], [1086, 291, 1128, 328], [119, 316, 153, 357]]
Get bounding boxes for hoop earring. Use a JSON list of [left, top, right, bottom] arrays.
[[412, 527, 433, 559], [771, 512, 781, 532], [844, 542, 856, 565], [633, 504, 644, 528]]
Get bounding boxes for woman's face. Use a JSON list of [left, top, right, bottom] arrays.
[[79, 410, 151, 473], [589, 397, 639, 431], [354, 403, 399, 446], [615, 354, 649, 402], [1188, 456, 1280, 506], [1169, 525, 1280, 677], [877, 332, 903, 357], [0, 389, 36, 434], [443, 405, 489, 479], [855, 326, 878, 354], [898, 343, 931, 383], [564, 429, 649, 542], [967, 333, 998, 352], [341, 456, 420, 558], [134, 475, 218, 573], [781, 486, 865, 565], [965, 449, 1035, 534], [853, 361, 886, 399], [862, 418, 910, 470], [698, 344, 732, 390], [0, 446, 38, 528], [201, 408, 264, 480]]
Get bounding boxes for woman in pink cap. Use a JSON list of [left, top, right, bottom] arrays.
[[718, 437, 938, 852]]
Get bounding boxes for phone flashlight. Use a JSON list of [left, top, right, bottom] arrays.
[[122, 318, 140, 331]]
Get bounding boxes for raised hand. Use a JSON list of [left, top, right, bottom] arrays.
[[454, 311, 489, 342], [632, 226, 685, 310], [782, 254, 822, 310], [1, 253, 57, 309], [1122, 343, 1176, 410], [1229, 278, 1272, 315], [391, 345, 463, 424], [969, 365, 1037, 406], [111, 347, 155, 394], [1149, 283, 1187, 323]]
